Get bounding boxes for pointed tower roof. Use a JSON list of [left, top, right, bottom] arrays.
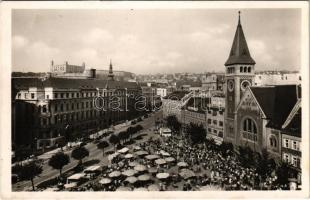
[[108, 59, 115, 81], [225, 11, 256, 66]]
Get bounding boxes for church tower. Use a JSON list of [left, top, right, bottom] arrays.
[[224, 11, 256, 142], [108, 59, 115, 81]]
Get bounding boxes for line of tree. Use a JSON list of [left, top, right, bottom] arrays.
[[108, 124, 144, 150]]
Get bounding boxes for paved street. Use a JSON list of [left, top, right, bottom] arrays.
[[13, 110, 162, 191]]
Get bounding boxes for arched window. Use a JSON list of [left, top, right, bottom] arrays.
[[240, 66, 243, 73], [248, 67, 251, 73], [242, 118, 257, 141], [269, 136, 277, 148]]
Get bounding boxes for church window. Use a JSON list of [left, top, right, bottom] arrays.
[[240, 66, 243, 73], [269, 136, 277, 148], [248, 67, 251, 73], [242, 118, 258, 141]]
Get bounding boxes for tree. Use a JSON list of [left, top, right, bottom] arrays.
[[255, 149, 276, 180], [19, 160, 43, 191], [71, 146, 89, 165], [118, 131, 127, 144], [276, 161, 297, 189], [109, 134, 120, 150], [135, 124, 143, 132], [186, 123, 206, 144], [220, 142, 234, 157], [97, 141, 109, 156], [166, 115, 181, 133], [238, 146, 255, 168], [48, 152, 70, 177], [126, 127, 134, 140]]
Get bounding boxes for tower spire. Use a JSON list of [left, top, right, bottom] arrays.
[[224, 11, 255, 66], [108, 59, 114, 81]]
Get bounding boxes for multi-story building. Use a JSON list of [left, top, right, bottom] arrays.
[[12, 62, 142, 152], [182, 97, 208, 128], [202, 74, 225, 92], [156, 88, 167, 98], [206, 93, 225, 144], [162, 91, 192, 121], [254, 72, 301, 86], [140, 83, 159, 111]]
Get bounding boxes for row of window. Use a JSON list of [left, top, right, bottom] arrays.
[[242, 131, 258, 142], [207, 128, 223, 138], [283, 153, 300, 168], [227, 66, 252, 74], [207, 119, 224, 127], [54, 110, 99, 124], [55, 101, 94, 112], [207, 109, 224, 116], [283, 138, 300, 151]]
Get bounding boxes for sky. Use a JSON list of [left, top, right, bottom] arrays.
[[12, 9, 301, 74]]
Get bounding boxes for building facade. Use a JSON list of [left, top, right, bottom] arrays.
[[12, 63, 142, 152], [162, 91, 192, 121]]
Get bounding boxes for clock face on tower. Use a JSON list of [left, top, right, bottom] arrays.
[[241, 80, 251, 91], [227, 80, 234, 92]]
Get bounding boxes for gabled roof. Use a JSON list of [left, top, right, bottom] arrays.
[[282, 107, 301, 137], [250, 85, 300, 130], [225, 14, 256, 66], [163, 91, 189, 100]]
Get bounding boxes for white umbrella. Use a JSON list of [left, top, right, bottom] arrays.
[[179, 169, 195, 179], [160, 150, 170, 157], [165, 157, 175, 163], [122, 169, 138, 177], [108, 171, 121, 178], [145, 154, 160, 160], [135, 150, 149, 156], [134, 164, 147, 172], [138, 174, 151, 181], [118, 147, 129, 154], [99, 178, 112, 185], [124, 153, 134, 159], [156, 173, 170, 179], [177, 162, 188, 167], [155, 158, 167, 165], [125, 176, 138, 184], [148, 184, 160, 191]]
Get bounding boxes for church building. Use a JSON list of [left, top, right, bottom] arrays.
[[223, 11, 301, 172]]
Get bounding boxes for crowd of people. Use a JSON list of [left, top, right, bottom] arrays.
[[61, 132, 285, 191]]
